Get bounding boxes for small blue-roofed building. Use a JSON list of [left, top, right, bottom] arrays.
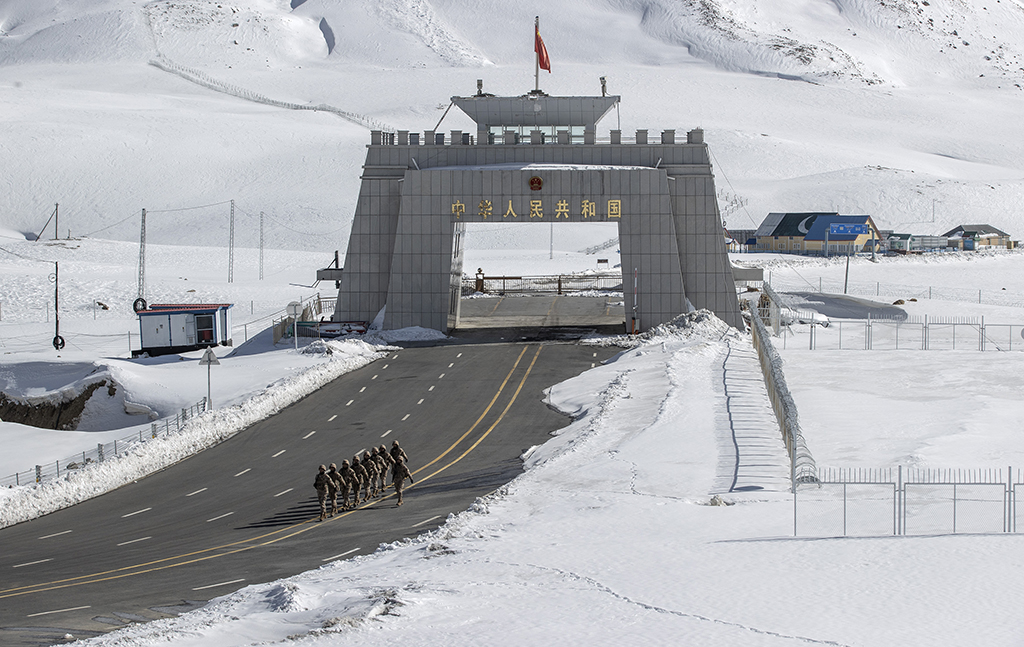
[[802, 214, 881, 256], [134, 304, 233, 358]]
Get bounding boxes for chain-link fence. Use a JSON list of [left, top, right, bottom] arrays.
[[0, 397, 207, 488]]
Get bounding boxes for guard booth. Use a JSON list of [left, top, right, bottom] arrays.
[[134, 304, 233, 358]]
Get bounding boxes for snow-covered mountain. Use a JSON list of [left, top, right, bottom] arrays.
[[1, 0, 1022, 252]]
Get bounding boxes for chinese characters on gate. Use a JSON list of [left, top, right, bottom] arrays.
[[451, 198, 622, 220]]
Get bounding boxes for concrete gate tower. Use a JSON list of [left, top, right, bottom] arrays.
[[332, 85, 743, 333]]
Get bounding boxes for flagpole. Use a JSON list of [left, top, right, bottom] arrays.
[[535, 16, 540, 92]]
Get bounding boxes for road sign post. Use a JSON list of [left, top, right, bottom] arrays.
[[287, 301, 302, 350], [198, 348, 220, 409]]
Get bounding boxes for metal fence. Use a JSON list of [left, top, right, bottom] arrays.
[[769, 274, 1024, 309], [462, 274, 623, 295], [748, 307, 817, 489], [0, 397, 207, 488], [793, 316, 1024, 352], [796, 466, 1020, 536], [271, 294, 336, 344]]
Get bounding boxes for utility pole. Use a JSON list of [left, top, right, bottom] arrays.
[[228, 199, 235, 283], [137, 209, 147, 302], [259, 211, 264, 281], [54, 203, 58, 240], [51, 262, 64, 351]]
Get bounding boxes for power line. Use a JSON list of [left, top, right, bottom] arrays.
[[147, 199, 234, 214]]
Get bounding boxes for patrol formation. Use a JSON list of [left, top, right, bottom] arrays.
[[313, 440, 414, 521]]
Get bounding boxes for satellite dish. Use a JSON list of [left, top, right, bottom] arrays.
[[133, 297, 147, 313]]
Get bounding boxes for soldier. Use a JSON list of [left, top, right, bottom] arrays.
[[391, 456, 414, 506], [351, 455, 369, 503], [363, 450, 380, 497], [376, 445, 394, 492], [338, 459, 356, 509], [390, 440, 409, 466], [327, 463, 343, 516], [313, 464, 331, 521]]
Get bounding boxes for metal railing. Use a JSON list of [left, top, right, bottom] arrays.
[[1, 398, 208, 489], [462, 274, 623, 295], [790, 316, 1024, 352], [797, 466, 1019, 537], [748, 309, 817, 489]]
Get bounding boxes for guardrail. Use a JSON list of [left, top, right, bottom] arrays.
[[0, 398, 208, 489]]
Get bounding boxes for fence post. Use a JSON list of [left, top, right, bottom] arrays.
[[35, 465, 41, 483], [981, 316, 985, 352], [56, 460, 59, 477], [898, 465, 903, 535], [152, 422, 158, 438], [114, 439, 118, 455], [98, 443, 104, 462]]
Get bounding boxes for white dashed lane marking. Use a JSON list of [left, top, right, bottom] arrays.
[[322, 547, 360, 562], [382, 364, 389, 369], [186, 488, 207, 497], [438, 373, 445, 379], [448, 363, 454, 368], [234, 468, 251, 477], [121, 508, 151, 518], [411, 515, 442, 528], [38, 530, 72, 540], [274, 488, 293, 497], [207, 512, 234, 522], [417, 399, 424, 405], [328, 414, 338, 422], [272, 450, 286, 458], [401, 414, 410, 421], [13, 559, 52, 568], [359, 386, 366, 393], [428, 386, 435, 391], [346, 400, 354, 406], [27, 606, 90, 618], [381, 429, 392, 437], [193, 578, 245, 591], [303, 431, 316, 439], [117, 536, 151, 547]]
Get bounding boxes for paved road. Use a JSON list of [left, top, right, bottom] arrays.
[[0, 330, 618, 645]]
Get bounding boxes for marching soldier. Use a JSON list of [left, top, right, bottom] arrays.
[[376, 445, 394, 492], [338, 459, 356, 509], [327, 463, 343, 516], [362, 451, 380, 497], [313, 464, 331, 521], [351, 455, 369, 504], [391, 456, 414, 506], [390, 440, 409, 465]]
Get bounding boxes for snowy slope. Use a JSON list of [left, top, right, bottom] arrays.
[[1, 0, 1022, 254]]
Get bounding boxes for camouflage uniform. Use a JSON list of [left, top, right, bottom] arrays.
[[338, 460, 356, 509], [391, 457, 413, 506], [375, 446, 394, 492], [327, 463, 343, 516], [351, 455, 369, 503], [390, 440, 409, 466], [313, 465, 331, 521], [362, 451, 380, 497]]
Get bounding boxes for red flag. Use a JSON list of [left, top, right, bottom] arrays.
[[535, 26, 551, 73]]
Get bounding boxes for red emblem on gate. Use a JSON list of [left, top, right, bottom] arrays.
[[529, 176, 543, 191]]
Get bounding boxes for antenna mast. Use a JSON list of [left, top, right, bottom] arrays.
[[137, 208, 147, 300], [228, 199, 235, 283]]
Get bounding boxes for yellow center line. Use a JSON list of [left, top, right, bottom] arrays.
[[1, 344, 543, 599], [489, 296, 505, 315]]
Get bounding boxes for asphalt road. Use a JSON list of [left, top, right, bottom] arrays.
[[0, 317, 620, 645]]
